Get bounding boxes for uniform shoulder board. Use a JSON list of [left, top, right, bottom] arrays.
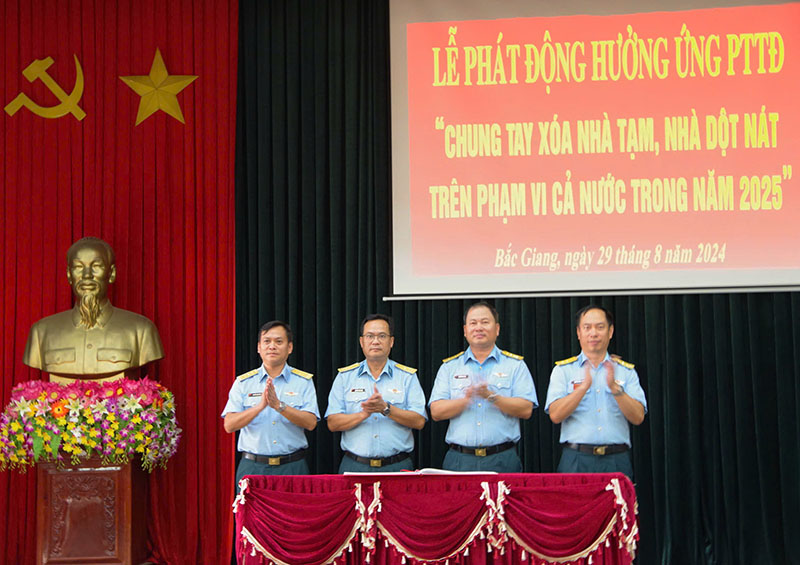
[[555, 356, 578, 366], [501, 350, 524, 360], [291, 368, 314, 379], [613, 357, 635, 369], [394, 363, 416, 374], [338, 362, 360, 372], [237, 368, 260, 381], [441, 351, 465, 363]]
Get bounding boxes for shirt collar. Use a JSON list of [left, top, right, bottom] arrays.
[[259, 363, 291, 381], [465, 345, 500, 364], [358, 359, 393, 380], [577, 351, 611, 368]]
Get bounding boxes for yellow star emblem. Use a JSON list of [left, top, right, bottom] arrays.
[[120, 48, 197, 125]]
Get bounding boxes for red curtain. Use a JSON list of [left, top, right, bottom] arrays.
[[0, 1, 237, 563], [235, 474, 639, 565]]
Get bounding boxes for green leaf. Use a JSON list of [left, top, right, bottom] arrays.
[[50, 434, 61, 455], [32, 435, 44, 458]]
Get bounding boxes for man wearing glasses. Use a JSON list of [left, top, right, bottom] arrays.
[[326, 314, 427, 472], [430, 301, 537, 472]]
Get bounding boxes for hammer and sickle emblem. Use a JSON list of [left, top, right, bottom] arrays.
[[4, 55, 86, 120]]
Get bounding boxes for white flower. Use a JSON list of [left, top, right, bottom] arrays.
[[13, 398, 33, 419], [121, 396, 143, 413]]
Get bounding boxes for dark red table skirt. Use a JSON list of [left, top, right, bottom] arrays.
[[233, 472, 638, 565]]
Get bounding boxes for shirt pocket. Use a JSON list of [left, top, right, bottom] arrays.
[[489, 374, 512, 392], [243, 392, 263, 408], [449, 375, 471, 396], [44, 348, 76, 366], [97, 348, 133, 364], [282, 390, 303, 408], [384, 387, 405, 406], [345, 387, 369, 408]]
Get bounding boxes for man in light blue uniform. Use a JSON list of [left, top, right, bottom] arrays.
[[222, 321, 319, 483], [326, 314, 427, 472], [545, 305, 647, 479], [430, 301, 537, 473]]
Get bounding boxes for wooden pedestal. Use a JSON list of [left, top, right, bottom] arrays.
[[36, 458, 148, 565]]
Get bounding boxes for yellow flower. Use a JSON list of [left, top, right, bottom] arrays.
[[110, 423, 119, 431], [67, 422, 76, 430], [134, 432, 144, 441], [57, 417, 67, 427], [38, 392, 47, 401], [9, 454, 18, 463], [42, 433, 51, 442], [135, 445, 145, 453], [144, 423, 153, 432], [44, 445, 52, 453], [10, 422, 21, 433], [107, 414, 116, 422], [86, 416, 95, 425], [88, 440, 97, 448], [107, 429, 115, 438], [16, 433, 25, 443], [114, 448, 124, 455], [35, 416, 46, 426], [131, 415, 142, 425], [17, 448, 27, 457], [89, 429, 100, 438]]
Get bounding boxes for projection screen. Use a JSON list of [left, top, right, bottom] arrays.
[[389, 0, 799, 297]]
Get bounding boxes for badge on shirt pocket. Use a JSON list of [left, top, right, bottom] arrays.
[[385, 387, 404, 404], [345, 387, 368, 402]]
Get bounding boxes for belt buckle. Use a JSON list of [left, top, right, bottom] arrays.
[[370, 459, 382, 467], [592, 446, 606, 456], [268, 457, 281, 466], [474, 448, 487, 457]]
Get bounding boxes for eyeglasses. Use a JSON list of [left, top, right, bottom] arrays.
[[362, 333, 392, 341]]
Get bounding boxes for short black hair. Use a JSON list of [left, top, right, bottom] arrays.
[[360, 313, 394, 336], [575, 305, 614, 327], [464, 301, 499, 324], [257, 320, 294, 343]]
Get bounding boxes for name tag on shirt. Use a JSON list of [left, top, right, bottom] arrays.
[[454, 374, 469, 380], [247, 392, 263, 397], [350, 388, 366, 393]]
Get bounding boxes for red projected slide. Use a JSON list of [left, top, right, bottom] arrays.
[[395, 3, 799, 296]]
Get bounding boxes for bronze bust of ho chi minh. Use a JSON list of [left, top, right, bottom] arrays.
[[23, 237, 164, 382]]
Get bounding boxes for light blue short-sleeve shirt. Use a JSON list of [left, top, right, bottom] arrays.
[[221, 364, 320, 456], [429, 346, 538, 447], [325, 359, 427, 458], [544, 351, 647, 446]]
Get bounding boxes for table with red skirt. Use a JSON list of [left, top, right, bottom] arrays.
[[233, 472, 639, 565]]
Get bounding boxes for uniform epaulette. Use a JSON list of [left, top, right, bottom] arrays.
[[237, 368, 260, 381], [338, 362, 360, 372], [291, 368, 313, 379], [441, 351, 465, 363], [394, 363, 416, 374], [501, 350, 524, 360], [613, 357, 635, 369], [555, 356, 578, 366]]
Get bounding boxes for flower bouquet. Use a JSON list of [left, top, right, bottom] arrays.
[[0, 378, 181, 472]]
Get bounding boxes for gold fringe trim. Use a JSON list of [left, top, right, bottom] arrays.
[[505, 514, 618, 563], [375, 513, 489, 564]]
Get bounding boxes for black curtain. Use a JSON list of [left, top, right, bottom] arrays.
[[234, 1, 800, 563]]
